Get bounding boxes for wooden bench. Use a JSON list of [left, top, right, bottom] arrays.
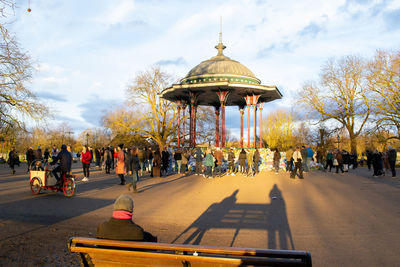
[[68, 237, 312, 266]]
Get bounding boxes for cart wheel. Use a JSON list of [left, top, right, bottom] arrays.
[[63, 178, 75, 197], [30, 177, 42, 195]]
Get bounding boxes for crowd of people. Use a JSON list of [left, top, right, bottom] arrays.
[[4, 142, 398, 184]]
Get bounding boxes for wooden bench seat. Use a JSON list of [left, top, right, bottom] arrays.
[[68, 237, 312, 267]]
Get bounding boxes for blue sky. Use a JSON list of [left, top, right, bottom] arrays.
[[6, 0, 400, 138]]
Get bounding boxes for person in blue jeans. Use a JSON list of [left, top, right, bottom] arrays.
[[126, 147, 140, 193]]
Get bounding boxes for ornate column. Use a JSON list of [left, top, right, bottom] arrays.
[[216, 91, 229, 148], [258, 102, 264, 148], [189, 92, 198, 148], [244, 95, 253, 148], [177, 105, 181, 147], [181, 103, 186, 147], [193, 104, 198, 147], [239, 106, 244, 148], [189, 104, 193, 147], [252, 95, 260, 148], [215, 106, 220, 147]]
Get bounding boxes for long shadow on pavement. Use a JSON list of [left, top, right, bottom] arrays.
[[137, 175, 191, 193], [172, 184, 295, 250]]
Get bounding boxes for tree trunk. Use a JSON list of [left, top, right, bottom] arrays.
[[349, 135, 357, 153]]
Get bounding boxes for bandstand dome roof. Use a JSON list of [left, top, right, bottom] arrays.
[[160, 39, 282, 107], [182, 54, 259, 83]]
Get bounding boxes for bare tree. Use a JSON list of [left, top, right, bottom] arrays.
[[126, 66, 177, 148], [367, 49, 400, 139], [299, 55, 371, 153], [0, 23, 48, 131]]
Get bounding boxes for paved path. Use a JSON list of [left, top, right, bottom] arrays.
[[0, 162, 399, 266]]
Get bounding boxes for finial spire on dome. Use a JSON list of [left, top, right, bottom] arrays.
[[215, 16, 226, 56]]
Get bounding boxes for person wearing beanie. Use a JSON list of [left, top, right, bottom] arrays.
[[96, 194, 157, 241]]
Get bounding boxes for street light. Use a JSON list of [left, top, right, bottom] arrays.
[[337, 135, 340, 150], [0, 137, 4, 159], [86, 133, 89, 146]]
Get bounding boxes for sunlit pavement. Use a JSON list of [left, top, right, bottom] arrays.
[[0, 162, 399, 266]]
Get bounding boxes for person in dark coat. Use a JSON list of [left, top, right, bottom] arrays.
[[174, 149, 182, 174], [43, 148, 50, 163], [387, 145, 397, 177], [34, 146, 42, 160], [97, 194, 157, 241], [342, 150, 350, 172], [26, 147, 35, 172], [152, 148, 162, 177], [238, 149, 247, 174], [8, 147, 19, 175], [95, 148, 101, 167], [195, 148, 204, 175], [161, 147, 169, 175], [372, 150, 384, 177], [103, 147, 112, 174], [126, 147, 140, 193], [51, 144, 72, 184]]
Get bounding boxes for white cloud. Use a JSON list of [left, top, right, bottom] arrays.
[[93, 0, 135, 27], [8, 0, 400, 136]]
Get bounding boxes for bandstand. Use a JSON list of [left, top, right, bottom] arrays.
[[160, 36, 282, 148]]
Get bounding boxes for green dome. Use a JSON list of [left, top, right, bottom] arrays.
[[181, 42, 260, 85]]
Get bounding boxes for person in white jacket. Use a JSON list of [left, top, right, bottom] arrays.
[[291, 147, 304, 179]]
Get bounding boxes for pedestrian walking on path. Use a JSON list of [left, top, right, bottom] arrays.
[[204, 148, 214, 178], [387, 145, 397, 178], [116, 144, 126, 185], [238, 149, 247, 174], [290, 147, 303, 179], [126, 147, 140, 193], [273, 148, 281, 174], [81, 146, 91, 182], [8, 147, 19, 175]]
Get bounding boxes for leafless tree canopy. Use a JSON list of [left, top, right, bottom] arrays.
[[0, 4, 48, 136], [299, 55, 371, 152]]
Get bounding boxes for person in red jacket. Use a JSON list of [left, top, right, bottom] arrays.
[[81, 145, 92, 182]]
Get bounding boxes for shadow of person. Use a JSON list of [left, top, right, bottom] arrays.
[[172, 189, 239, 245], [267, 184, 295, 250]]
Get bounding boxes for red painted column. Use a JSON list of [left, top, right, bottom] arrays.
[[177, 106, 181, 147], [216, 91, 229, 148], [215, 107, 220, 147], [247, 104, 251, 148], [189, 105, 193, 147], [182, 105, 185, 147], [253, 104, 257, 148], [240, 108, 244, 148], [259, 103, 264, 148], [244, 95, 253, 148], [221, 103, 225, 147], [193, 105, 197, 147]]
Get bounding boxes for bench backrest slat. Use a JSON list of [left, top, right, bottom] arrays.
[[69, 237, 312, 267]]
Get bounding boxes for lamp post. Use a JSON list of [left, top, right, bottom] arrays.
[[0, 137, 4, 159], [337, 135, 340, 150], [86, 133, 89, 146]]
